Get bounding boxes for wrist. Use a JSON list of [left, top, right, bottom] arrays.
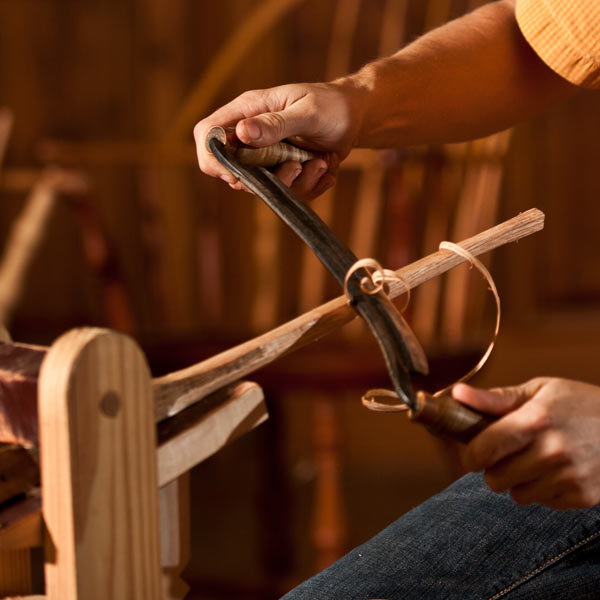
[[328, 73, 372, 150], [335, 56, 416, 148]]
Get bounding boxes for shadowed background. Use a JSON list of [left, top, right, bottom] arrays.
[[1, 0, 600, 597]]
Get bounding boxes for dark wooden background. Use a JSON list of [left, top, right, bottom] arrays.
[[1, 0, 600, 597]]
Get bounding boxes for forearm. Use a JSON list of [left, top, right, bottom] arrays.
[[342, 0, 576, 148]]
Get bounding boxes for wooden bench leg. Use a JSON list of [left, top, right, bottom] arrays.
[[159, 474, 190, 600], [38, 328, 162, 600], [0, 549, 32, 595]]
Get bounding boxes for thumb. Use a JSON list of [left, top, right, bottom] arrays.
[[236, 102, 313, 147], [452, 381, 542, 416]]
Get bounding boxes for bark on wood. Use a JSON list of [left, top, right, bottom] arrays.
[[0, 209, 544, 445], [0, 342, 47, 446], [153, 208, 544, 419]]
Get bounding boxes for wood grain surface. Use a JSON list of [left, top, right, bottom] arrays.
[[0, 209, 544, 443], [153, 208, 545, 419], [38, 328, 162, 600]]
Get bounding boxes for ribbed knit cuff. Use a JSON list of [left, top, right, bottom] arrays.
[[516, 0, 600, 89]]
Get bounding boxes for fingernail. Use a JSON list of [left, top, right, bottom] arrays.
[[241, 120, 261, 142], [316, 168, 327, 179], [291, 167, 302, 182]]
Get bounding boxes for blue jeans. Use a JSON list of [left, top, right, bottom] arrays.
[[281, 473, 600, 599]]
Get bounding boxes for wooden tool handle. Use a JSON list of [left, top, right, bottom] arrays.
[[409, 390, 495, 444], [205, 125, 331, 168]]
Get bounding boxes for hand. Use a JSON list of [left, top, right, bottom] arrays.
[[453, 378, 600, 509], [193, 80, 365, 200]]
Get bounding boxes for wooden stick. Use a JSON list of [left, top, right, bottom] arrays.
[[0, 168, 88, 193], [165, 0, 303, 141], [153, 208, 544, 420], [0, 209, 544, 441], [0, 169, 88, 326]]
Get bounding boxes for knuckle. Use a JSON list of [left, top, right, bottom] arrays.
[[302, 91, 319, 113], [543, 437, 570, 465], [264, 111, 286, 136], [527, 405, 552, 433], [239, 89, 268, 113], [239, 89, 259, 103], [193, 121, 204, 142]]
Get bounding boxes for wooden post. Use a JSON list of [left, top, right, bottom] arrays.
[[0, 550, 32, 596], [38, 328, 162, 600], [159, 475, 190, 600]]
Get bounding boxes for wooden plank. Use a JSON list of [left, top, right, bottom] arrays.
[[159, 475, 190, 600], [0, 495, 42, 551], [0, 341, 46, 446], [0, 445, 38, 505], [156, 381, 266, 487], [39, 328, 161, 600]]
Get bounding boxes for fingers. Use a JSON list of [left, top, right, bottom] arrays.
[[452, 380, 546, 416], [236, 99, 318, 147], [457, 377, 600, 509], [226, 158, 336, 201], [274, 161, 304, 188], [194, 85, 314, 182], [506, 467, 600, 509], [483, 432, 569, 493], [273, 159, 335, 201], [463, 394, 552, 472]]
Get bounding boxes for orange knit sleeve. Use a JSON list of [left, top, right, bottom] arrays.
[[516, 0, 600, 89]]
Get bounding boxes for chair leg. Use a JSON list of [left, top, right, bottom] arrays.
[[0, 549, 31, 596], [38, 328, 162, 600], [159, 474, 191, 600]]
